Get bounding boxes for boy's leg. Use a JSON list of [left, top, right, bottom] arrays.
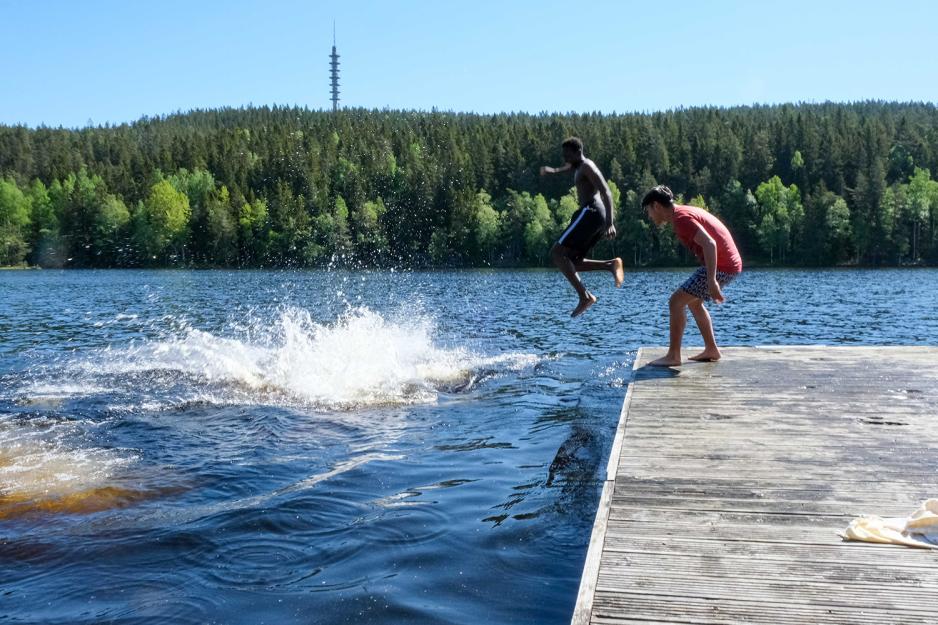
[[688, 299, 721, 361], [649, 289, 697, 366], [575, 258, 625, 287], [551, 243, 596, 317]]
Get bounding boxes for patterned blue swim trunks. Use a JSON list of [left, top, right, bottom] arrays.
[[680, 266, 740, 301]]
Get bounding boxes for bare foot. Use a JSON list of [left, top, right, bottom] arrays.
[[648, 355, 682, 367], [689, 349, 722, 362], [612, 257, 624, 288], [571, 293, 597, 318]]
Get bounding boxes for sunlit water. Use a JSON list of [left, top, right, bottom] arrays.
[[1, 268, 936, 624]]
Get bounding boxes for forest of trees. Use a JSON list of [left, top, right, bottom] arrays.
[[1, 101, 938, 269]]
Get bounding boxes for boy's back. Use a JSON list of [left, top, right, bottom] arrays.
[[672, 204, 742, 274]]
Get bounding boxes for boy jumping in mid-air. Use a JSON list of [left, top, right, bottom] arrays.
[[641, 185, 742, 366], [540, 137, 624, 317]]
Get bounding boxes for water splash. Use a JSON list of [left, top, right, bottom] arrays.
[[32, 306, 538, 410]]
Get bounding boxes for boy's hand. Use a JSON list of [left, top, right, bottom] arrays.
[[604, 224, 617, 239], [708, 279, 725, 304]]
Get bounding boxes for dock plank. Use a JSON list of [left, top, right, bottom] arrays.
[[573, 346, 938, 625]]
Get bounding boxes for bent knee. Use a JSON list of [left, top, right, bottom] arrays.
[[668, 289, 693, 309]]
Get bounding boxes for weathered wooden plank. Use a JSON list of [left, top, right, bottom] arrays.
[[590, 593, 935, 625], [611, 476, 931, 489], [594, 570, 938, 611], [607, 506, 853, 527], [615, 468, 937, 483], [612, 487, 933, 506], [593, 576, 938, 610], [609, 495, 927, 516], [574, 346, 938, 625], [603, 535, 938, 568], [596, 550, 938, 588]]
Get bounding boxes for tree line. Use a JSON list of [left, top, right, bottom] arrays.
[[1, 101, 938, 268]]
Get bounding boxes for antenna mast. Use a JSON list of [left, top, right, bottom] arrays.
[[330, 22, 340, 112]]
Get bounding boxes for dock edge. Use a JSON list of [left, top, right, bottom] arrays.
[[570, 348, 641, 625]]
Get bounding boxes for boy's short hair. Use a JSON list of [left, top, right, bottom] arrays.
[[562, 137, 584, 153], [641, 185, 675, 208]]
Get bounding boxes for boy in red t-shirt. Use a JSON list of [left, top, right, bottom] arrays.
[[641, 185, 743, 366]]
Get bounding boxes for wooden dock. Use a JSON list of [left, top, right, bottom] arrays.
[[573, 346, 938, 625]]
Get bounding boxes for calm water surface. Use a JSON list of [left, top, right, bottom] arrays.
[[1, 268, 936, 624]]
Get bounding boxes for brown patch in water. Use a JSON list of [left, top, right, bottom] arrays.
[[0, 484, 186, 520]]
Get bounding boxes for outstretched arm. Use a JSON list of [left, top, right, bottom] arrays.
[[693, 226, 724, 303], [583, 164, 616, 238], [540, 163, 573, 176]]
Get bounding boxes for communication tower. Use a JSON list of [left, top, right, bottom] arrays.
[[330, 23, 340, 111]]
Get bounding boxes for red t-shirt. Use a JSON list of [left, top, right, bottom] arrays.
[[672, 205, 743, 274]]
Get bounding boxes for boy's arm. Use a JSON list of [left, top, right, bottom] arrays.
[[693, 226, 725, 303], [583, 164, 616, 238], [540, 163, 573, 176]]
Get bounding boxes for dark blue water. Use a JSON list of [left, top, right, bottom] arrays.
[[1, 268, 936, 624]]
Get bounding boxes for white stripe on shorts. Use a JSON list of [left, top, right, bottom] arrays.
[[558, 208, 588, 245]]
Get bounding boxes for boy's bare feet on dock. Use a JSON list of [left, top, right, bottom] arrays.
[[648, 355, 682, 367], [612, 258, 624, 287], [689, 349, 721, 362], [571, 293, 597, 317]]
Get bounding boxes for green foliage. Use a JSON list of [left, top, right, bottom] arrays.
[[59, 168, 115, 265], [239, 197, 269, 265], [754, 176, 802, 263], [882, 167, 938, 263], [428, 229, 450, 265], [96, 195, 130, 262], [688, 194, 709, 211], [352, 197, 388, 262], [791, 150, 805, 171], [2, 102, 938, 267], [0, 178, 31, 265], [522, 193, 553, 264], [826, 196, 852, 263], [905, 168, 932, 261], [471, 191, 500, 264], [500, 190, 555, 264], [331, 195, 351, 256], [134, 179, 191, 263], [203, 185, 238, 266], [25, 179, 64, 266], [556, 191, 579, 226]]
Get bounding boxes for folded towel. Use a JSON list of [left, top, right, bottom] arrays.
[[841, 499, 938, 550]]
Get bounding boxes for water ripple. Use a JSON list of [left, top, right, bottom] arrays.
[[1, 268, 936, 625]]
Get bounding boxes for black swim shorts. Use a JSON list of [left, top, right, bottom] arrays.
[[557, 206, 606, 262]]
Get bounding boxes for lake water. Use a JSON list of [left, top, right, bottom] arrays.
[[1, 268, 936, 624]]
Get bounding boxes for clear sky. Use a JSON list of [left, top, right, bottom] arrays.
[[3, 0, 937, 128]]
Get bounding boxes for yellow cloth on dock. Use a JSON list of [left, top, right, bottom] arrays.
[[841, 499, 938, 549]]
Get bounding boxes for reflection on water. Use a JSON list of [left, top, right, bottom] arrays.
[[1, 268, 937, 624]]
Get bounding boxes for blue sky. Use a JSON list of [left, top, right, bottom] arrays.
[[3, 0, 937, 127]]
